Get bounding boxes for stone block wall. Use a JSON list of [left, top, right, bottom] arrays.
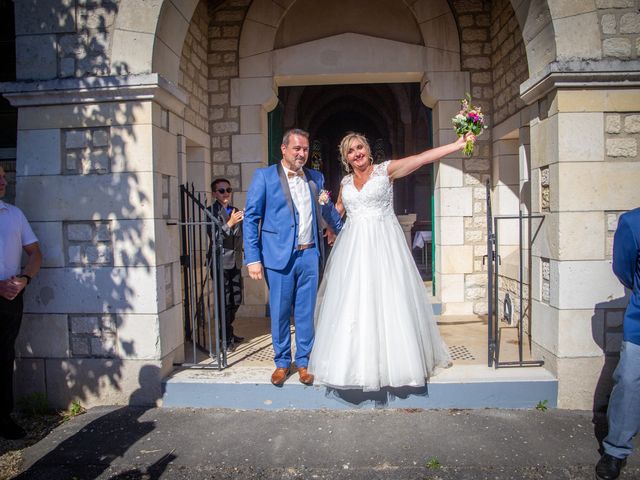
[[179, 1, 210, 133], [598, 0, 640, 59], [528, 88, 640, 408], [207, 0, 249, 190], [15, 0, 119, 80], [490, 0, 528, 125], [9, 97, 184, 407], [605, 113, 640, 158], [63, 127, 111, 174], [449, 0, 494, 314]]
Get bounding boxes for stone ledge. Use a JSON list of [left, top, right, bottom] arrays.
[[520, 59, 640, 104], [0, 74, 188, 114]]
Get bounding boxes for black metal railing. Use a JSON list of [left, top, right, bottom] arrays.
[[485, 180, 545, 368], [173, 184, 228, 369]]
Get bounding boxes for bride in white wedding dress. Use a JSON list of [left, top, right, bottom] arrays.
[[308, 132, 474, 391]]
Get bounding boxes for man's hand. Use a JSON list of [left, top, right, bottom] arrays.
[[248, 262, 263, 280], [324, 228, 337, 246], [227, 209, 244, 228], [0, 277, 26, 301]]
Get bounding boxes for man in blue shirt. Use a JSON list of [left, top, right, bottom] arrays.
[[596, 207, 640, 480]]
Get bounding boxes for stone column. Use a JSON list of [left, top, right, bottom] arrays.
[[528, 87, 640, 409], [4, 75, 188, 408], [424, 72, 474, 316]]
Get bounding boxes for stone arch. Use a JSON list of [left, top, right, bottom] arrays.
[[509, 0, 602, 79], [237, 0, 465, 111], [239, 0, 459, 58], [111, 0, 201, 84]]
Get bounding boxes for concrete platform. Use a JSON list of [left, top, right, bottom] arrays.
[[163, 312, 556, 410], [162, 363, 557, 410]]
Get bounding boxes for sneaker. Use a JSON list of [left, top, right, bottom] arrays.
[[0, 417, 26, 440]]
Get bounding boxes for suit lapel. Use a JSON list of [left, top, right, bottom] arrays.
[[276, 163, 295, 220]]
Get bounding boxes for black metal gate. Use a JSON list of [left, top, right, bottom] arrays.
[[485, 180, 545, 368], [176, 184, 228, 369]]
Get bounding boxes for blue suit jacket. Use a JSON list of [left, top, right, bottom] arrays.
[[613, 207, 640, 345], [243, 163, 343, 271]]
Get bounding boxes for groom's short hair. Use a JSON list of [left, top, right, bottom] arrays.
[[282, 128, 309, 146]]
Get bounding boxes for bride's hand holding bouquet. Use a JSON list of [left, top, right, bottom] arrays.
[[452, 95, 487, 156]]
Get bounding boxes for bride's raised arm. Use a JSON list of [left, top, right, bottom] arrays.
[[387, 133, 474, 180]]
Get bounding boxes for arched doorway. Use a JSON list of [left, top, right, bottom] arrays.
[[275, 82, 434, 277]]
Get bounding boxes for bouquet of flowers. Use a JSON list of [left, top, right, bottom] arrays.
[[318, 189, 331, 206], [452, 95, 487, 156]]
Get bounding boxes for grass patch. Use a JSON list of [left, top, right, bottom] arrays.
[[62, 401, 85, 422], [426, 457, 441, 469], [536, 399, 549, 412]]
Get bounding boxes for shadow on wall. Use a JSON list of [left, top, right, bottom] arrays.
[[591, 295, 629, 451], [12, 1, 167, 411], [13, 366, 174, 480]]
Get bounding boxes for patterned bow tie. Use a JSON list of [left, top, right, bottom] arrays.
[[287, 170, 304, 179]]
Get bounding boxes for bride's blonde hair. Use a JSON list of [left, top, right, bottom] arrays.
[[338, 132, 373, 173]]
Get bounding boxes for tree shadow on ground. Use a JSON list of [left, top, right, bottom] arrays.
[[13, 365, 173, 480]]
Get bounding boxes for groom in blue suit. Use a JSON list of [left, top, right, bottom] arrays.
[[244, 128, 343, 386]]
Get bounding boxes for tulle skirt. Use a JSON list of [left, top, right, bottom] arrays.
[[308, 214, 451, 391]]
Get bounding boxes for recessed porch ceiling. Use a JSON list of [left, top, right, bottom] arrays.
[[274, 0, 423, 49]]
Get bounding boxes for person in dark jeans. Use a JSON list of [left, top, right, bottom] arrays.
[[596, 207, 640, 480], [0, 166, 42, 439], [208, 178, 244, 351]]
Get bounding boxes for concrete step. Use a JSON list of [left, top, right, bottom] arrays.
[[161, 364, 557, 410]]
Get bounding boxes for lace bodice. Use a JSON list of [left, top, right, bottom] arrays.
[[341, 160, 394, 219]]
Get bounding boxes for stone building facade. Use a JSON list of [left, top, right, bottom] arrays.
[[1, 0, 639, 409]]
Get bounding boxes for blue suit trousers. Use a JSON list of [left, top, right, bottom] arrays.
[[265, 248, 319, 369]]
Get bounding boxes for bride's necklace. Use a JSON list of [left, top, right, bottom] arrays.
[[353, 164, 373, 191]]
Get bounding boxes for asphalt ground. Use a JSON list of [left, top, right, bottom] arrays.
[[8, 406, 640, 479]]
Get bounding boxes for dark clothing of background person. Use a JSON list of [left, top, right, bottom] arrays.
[[207, 200, 243, 348]]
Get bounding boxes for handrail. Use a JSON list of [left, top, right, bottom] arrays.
[[485, 180, 545, 368]]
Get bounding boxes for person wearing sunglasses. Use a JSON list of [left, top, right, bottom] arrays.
[[208, 178, 244, 351]]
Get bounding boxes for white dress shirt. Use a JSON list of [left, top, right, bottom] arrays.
[[282, 163, 314, 246], [0, 200, 38, 280]]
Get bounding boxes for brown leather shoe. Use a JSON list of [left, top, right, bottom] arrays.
[[270, 367, 290, 386], [297, 367, 314, 386]]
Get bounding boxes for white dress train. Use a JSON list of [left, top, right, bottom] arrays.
[[308, 161, 451, 391]]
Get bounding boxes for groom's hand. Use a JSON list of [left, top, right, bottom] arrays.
[[248, 262, 263, 280]]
